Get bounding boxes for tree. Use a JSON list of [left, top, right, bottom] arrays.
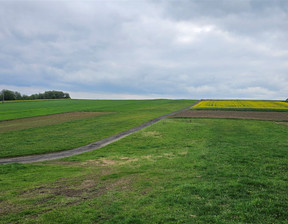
[[22, 94, 29, 100], [63, 92, 70, 99], [14, 91, 22, 100], [0, 89, 71, 101], [286, 98, 288, 102], [43, 91, 70, 99], [1, 90, 4, 103], [1, 89, 16, 100]]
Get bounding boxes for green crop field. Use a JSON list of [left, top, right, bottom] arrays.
[[0, 100, 287, 223], [0, 99, 194, 158]]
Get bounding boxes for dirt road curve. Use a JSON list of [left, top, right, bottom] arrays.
[[0, 102, 199, 164]]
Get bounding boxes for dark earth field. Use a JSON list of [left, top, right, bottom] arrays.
[[0, 112, 110, 133], [172, 110, 288, 121]]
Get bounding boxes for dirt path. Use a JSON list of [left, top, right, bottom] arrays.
[[172, 110, 288, 121], [0, 102, 198, 164]]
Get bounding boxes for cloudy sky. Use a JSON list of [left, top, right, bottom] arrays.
[[0, 0, 287, 99]]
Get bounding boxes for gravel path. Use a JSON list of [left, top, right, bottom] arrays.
[[0, 102, 198, 164]]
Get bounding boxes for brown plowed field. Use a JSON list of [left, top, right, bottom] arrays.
[[0, 112, 110, 133], [172, 110, 288, 121]]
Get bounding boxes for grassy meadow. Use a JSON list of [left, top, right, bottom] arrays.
[[0, 99, 194, 158], [0, 100, 287, 223], [0, 118, 287, 223], [193, 100, 288, 111]]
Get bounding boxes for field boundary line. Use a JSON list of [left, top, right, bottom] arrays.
[[0, 101, 199, 164]]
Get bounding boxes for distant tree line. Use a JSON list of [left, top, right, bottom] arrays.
[[1, 89, 71, 101]]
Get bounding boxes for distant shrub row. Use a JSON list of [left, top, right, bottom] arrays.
[[0, 89, 71, 101]]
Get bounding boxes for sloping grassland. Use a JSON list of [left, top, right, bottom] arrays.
[[0, 99, 194, 158], [0, 118, 287, 223]]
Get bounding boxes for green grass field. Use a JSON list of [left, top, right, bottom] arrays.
[[0, 118, 287, 223], [0, 100, 287, 223], [0, 99, 194, 158], [0, 99, 193, 121]]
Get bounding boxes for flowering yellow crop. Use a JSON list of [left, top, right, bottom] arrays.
[[193, 100, 288, 110]]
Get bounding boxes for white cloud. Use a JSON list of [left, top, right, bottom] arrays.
[[68, 91, 170, 100], [175, 22, 214, 44], [0, 0, 287, 100]]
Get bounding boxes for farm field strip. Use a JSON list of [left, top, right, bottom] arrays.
[[0, 112, 111, 133], [173, 110, 288, 121], [193, 100, 288, 110]]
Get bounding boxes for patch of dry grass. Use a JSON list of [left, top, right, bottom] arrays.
[[276, 122, 288, 127], [141, 131, 162, 138]]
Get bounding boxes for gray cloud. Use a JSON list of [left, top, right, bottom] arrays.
[[0, 0, 287, 99]]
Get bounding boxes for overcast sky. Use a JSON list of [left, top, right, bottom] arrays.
[[0, 0, 287, 99]]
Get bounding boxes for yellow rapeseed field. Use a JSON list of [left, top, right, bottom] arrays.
[[193, 100, 288, 110]]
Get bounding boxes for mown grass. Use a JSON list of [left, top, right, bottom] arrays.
[[0, 99, 194, 158], [0, 118, 287, 223]]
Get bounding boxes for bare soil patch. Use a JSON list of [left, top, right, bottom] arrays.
[[15, 171, 135, 207], [0, 112, 110, 133], [172, 110, 288, 121]]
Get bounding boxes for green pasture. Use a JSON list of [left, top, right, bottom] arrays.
[[0, 99, 194, 158], [0, 118, 287, 223]]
